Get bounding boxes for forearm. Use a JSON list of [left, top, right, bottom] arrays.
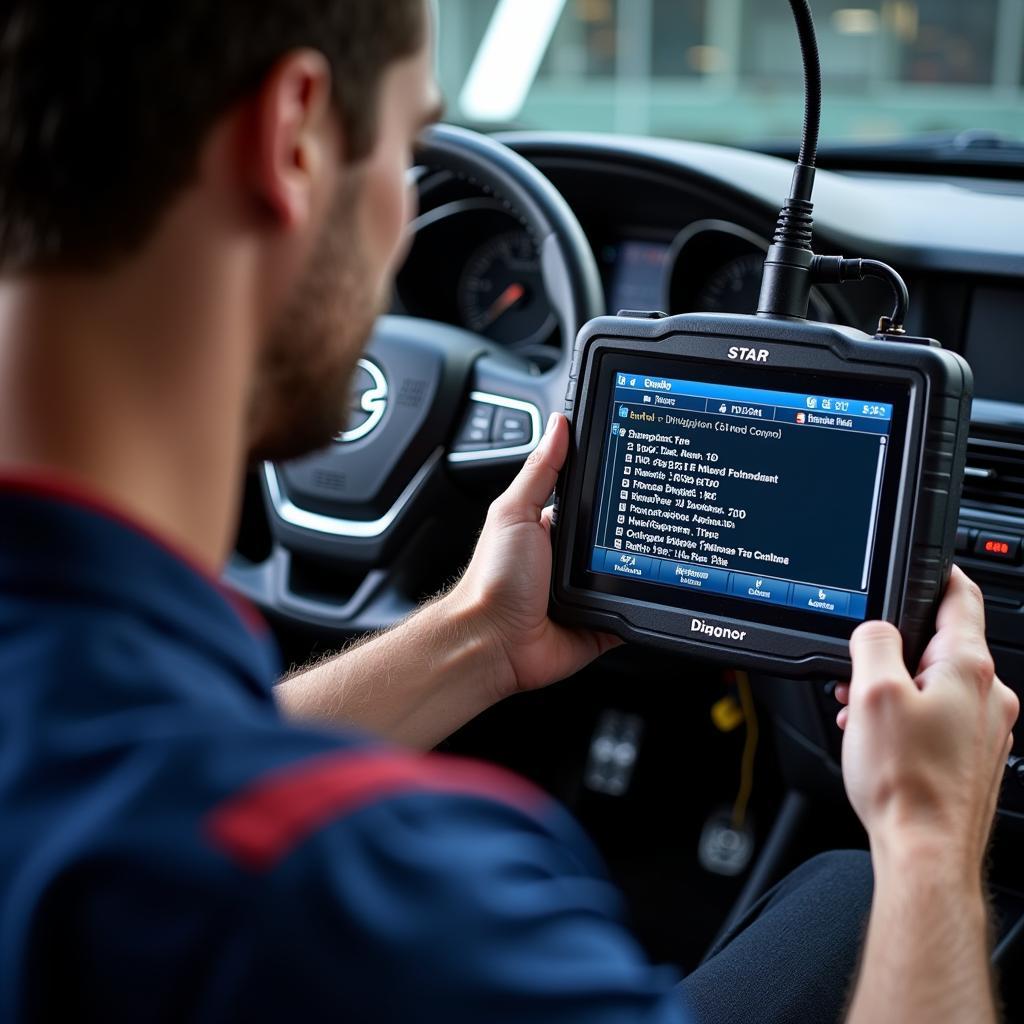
[[274, 593, 511, 750], [847, 840, 995, 1024]]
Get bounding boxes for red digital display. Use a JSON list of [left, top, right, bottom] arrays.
[[971, 532, 1020, 563]]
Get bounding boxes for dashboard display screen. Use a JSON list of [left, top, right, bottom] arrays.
[[587, 367, 897, 622]]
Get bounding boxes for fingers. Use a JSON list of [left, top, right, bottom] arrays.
[[918, 570, 987, 673], [492, 414, 568, 526], [540, 504, 555, 535], [834, 683, 850, 728], [934, 566, 987, 640], [916, 571, 995, 700], [849, 621, 914, 706], [925, 567, 988, 665]]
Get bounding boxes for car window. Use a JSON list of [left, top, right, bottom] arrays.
[[436, 0, 1024, 148]]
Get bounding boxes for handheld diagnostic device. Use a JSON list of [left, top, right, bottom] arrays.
[[550, 1, 972, 677]]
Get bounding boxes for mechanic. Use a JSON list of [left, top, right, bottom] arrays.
[[0, 3, 1016, 1022]]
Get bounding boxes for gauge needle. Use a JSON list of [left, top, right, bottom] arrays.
[[482, 283, 526, 327]]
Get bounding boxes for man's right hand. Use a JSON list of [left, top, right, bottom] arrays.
[[838, 569, 1019, 1024], [837, 566, 1018, 870]]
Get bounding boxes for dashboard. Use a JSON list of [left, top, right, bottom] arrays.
[[397, 130, 1024, 812], [395, 157, 851, 367], [400, 132, 1023, 353]]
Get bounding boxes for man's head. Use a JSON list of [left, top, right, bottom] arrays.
[[0, 1, 441, 461]]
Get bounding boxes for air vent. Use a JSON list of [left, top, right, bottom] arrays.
[[962, 432, 1024, 513]]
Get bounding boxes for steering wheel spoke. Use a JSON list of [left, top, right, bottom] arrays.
[[447, 352, 558, 470], [226, 543, 417, 635]]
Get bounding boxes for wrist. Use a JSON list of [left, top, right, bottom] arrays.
[[869, 826, 987, 898], [430, 586, 518, 708]]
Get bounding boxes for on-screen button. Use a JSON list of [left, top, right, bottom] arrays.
[[603, 550, 657, 580], [792, 584, 851, 616], [729, 573, 791, 606], [658, 561, 731, 595]]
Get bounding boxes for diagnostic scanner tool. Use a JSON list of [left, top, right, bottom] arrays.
[[548, 1, 973, 677], [550, 315, 971, 676]]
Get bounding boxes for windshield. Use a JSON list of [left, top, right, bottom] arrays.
[[436, 0, 1024, 148]]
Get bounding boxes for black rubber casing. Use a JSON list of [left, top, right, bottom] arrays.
[[550, 312, 973, 678]]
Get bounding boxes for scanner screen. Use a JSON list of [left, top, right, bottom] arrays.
[[588, 368, 896, 621]]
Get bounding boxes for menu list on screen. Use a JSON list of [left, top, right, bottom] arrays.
[[589, 370, 895, 621]]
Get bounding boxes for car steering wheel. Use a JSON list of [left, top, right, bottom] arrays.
[[226, 124, 605, 632]]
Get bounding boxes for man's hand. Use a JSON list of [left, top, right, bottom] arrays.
[[448, 413, 621, 700], [839, 568, 1019, 1024], [837, 567, 1018, 867], [278, 413, 619, 749]]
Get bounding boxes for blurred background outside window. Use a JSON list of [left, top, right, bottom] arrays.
[[436, 0, 1024, 144]]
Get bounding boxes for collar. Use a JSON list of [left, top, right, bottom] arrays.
[[0, 473, 279, 701]]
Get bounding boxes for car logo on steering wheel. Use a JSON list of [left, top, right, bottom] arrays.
[[336, 358, 389, 444]]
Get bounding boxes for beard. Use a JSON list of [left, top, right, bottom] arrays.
[[247, 180, 385, 465]]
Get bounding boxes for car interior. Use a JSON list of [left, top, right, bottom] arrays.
[[226, 0, 1024, 1012]]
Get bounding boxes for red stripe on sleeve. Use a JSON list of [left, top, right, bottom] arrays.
[[205, 750, 548, 872]]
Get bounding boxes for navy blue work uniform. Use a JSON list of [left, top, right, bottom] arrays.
[[0, 479, 690, 1022]]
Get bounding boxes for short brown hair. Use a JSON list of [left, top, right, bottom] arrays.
[[0, 1, 425, 272]]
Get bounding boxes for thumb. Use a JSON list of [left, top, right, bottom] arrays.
[[849, 621, 914, 704], [498, 413, 569, 523]]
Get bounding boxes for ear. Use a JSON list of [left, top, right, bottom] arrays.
[[250, 49, 337, 230]]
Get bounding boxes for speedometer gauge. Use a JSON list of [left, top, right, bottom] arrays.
[[666, 220, 837, 324], [458, 230, 556, 348]]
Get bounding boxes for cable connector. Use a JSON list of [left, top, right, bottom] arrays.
[[757, 163, 818, 320], [810, 256, 910, 335]]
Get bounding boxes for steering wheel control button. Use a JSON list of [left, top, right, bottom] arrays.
[[453, 402, 497, 451], [973, 531, 1022, 564], [448, 393, 542, 464], [729, 573, 792, 606], [792, 584, 851, 616], [657, 561, 731, 595], [603, 551, 656, 580], [492, 408, 533, 447]]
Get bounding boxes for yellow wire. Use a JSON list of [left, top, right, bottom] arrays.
[[731, 671, 759, 829]]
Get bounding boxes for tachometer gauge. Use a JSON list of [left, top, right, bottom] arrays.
[[458, 230, 556, 347], [695, 252, 767, 314], [666, 221, 836, 323], [695, 250, 834, 321]]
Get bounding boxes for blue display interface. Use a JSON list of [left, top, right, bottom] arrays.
[[590, 371, 896, 621]]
